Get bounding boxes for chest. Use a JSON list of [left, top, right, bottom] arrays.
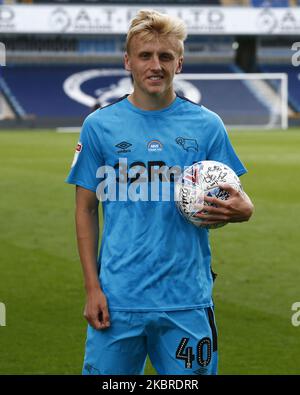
[[99, 115, 208, 170]]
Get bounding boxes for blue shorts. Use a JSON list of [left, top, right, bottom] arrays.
[[82, 307, 218, 375]]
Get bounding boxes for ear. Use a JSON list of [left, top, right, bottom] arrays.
[[175, 56, 184, 74], [124, 53, 131, 72]]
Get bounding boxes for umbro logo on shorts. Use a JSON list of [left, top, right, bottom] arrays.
[[115, 141, 132, 153]]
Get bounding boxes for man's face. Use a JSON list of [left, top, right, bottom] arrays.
[[124, 34, 183, 98]]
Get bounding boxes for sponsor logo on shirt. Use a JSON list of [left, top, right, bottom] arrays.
[[176, 137, 198, 152], [147, 140, 163, 152], [115, 141, 132, 153]]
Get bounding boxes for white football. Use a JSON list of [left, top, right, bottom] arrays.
[[175, 160, 243, 229]]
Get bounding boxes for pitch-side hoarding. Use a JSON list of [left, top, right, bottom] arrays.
[[0, 5, 299, 35]]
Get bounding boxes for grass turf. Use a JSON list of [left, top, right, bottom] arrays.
[[0, 128, 299, 374]]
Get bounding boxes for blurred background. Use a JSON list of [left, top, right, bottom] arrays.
[[0, 0, 300, 129], [0, 0, 300, 375]]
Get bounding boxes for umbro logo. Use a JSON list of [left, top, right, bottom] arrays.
[[115, 141, 132, 153]]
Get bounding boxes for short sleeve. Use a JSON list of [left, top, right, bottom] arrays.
[[207, 116, 247, 177], [65, 115, 104, 192]]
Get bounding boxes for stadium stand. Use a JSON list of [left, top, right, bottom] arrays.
[[2, 0, 299, 5], [1, 63, 276, 127], [3, 0, 222, 4], [2, 34, 235, 65], [0, 0, 299, 127], [9, 0, 300, 4], [1, 65, 88, 118]]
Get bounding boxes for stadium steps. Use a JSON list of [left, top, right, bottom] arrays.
[[232, 64, 293, 127], [245, 78, 294, 117], [247, 79, 293, 128], [259, 64, 300, 114], [0, 76, 27, 120], [0, 89, 15, 120]]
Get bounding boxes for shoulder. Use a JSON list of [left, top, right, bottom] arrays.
[[83, 95, 128, 130], [177, 95, 225, 129], [99, 95, 128, 116]]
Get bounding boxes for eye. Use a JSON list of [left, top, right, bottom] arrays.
[[160, 53, 174, 61], [139, 52, 150, 59]]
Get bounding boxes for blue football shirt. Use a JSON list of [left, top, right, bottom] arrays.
[[66, 95, 247, 311]]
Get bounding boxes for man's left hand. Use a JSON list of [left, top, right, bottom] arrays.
[[195, 183, 254, 227]]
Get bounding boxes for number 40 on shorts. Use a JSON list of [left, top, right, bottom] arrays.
[[176, 337, 212, 369]]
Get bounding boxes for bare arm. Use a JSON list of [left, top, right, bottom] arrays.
[[75, 185, 110, 330]]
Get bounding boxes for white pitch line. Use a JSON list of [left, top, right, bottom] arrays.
[[56, 127, 81, 133]]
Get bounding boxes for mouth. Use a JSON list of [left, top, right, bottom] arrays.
[[147, 75, 164, 81]]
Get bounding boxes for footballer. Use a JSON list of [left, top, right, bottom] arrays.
[[66, 10, 254, 375]]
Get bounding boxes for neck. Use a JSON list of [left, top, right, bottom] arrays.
[[128, 90, 176, 111]]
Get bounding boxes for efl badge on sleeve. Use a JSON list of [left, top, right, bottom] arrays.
[[71, 142, 82, 167]]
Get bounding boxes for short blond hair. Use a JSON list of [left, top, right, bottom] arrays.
[[126, 10, 187, 56]]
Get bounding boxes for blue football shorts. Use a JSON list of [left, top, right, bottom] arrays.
[[82, 307, 218, 375]]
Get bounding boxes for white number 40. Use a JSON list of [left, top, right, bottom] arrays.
[[291, 42, 300, 67]]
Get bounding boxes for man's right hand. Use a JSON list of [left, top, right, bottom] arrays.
[[84, 288, 110, 330]]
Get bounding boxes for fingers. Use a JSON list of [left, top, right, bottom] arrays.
[[195, 183, 251, 225], [195, 212, 229, 223], [203, 184, 240, 208], [195, 198, 230, 224], [89, 314, 103, 330], [99, 305, 110, 330], [218, 183, 238, 194], [204, 195, 227, 207], [198, 220, 225, 227], [84, 308, 100, 330], [84, 305, 110, 331], [197, 203, 228, 215]]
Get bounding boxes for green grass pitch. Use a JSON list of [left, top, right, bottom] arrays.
[[0, 128, 300, 374]]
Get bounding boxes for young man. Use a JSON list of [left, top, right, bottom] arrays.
[[66, 10, 253, 375]]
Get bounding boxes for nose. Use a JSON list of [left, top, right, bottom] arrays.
[[149, 54, 162, 71]]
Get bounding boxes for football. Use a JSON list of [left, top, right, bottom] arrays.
[[175, 160, 243, 229]]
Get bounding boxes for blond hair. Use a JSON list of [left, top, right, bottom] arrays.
[[126, 10, 187, 56]]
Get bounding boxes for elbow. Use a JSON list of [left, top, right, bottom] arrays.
[[75, 204, 99, 222]]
